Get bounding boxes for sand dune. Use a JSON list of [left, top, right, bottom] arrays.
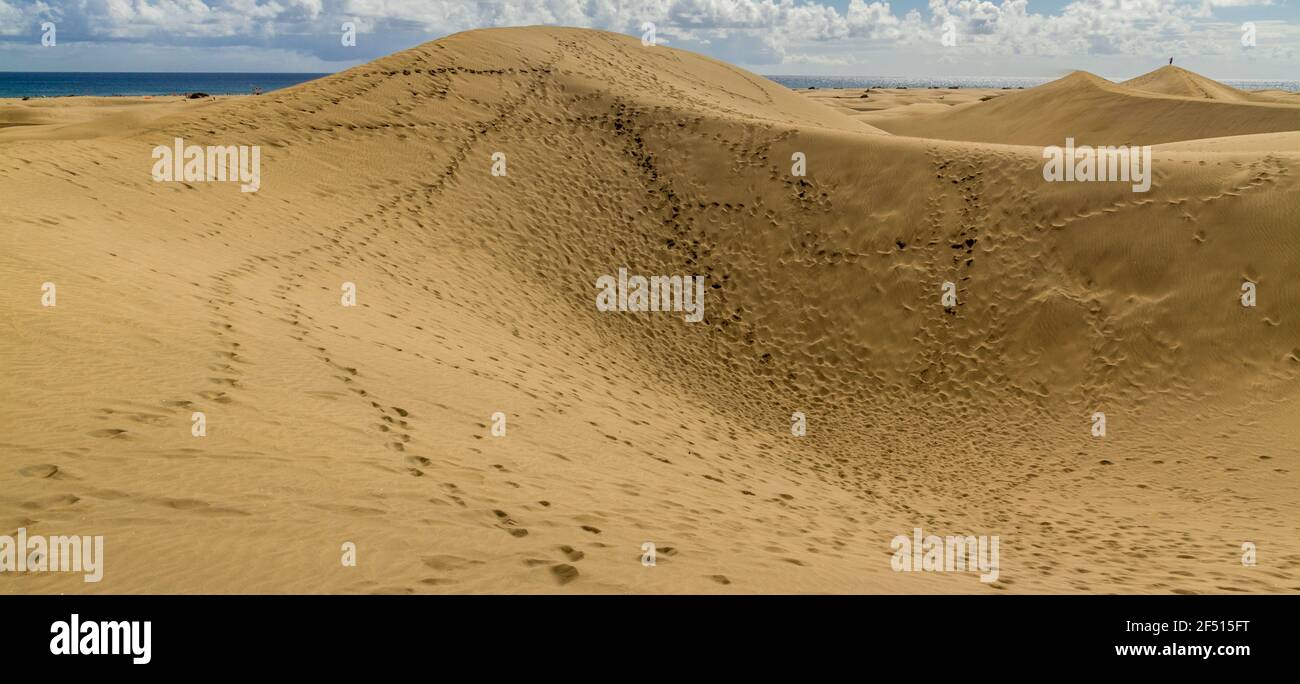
[[1, 27, 1298, 594], [1122, 66, 1241, 100], [874, 69, 1300, 146]]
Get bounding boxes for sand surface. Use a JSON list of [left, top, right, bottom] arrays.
[[2, 27, 1298, 594]]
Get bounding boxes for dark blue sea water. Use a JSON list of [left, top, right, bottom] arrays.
[[0, 72, 329, 98], [767, 75, 1300, 92]]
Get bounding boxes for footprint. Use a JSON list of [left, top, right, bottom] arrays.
[[558, 545, 585, 562], [494, 510, 529, 537], [88, 428, 129, 439], [17, 464, 61, 479], [551, 564, 580, 585], [422, 555, 482, 572]]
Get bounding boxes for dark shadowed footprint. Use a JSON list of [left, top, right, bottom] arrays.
[[421, 555, 483, 572], [156, 498, 250, 516], [18, 464, 62, 479], [558, 545, 585, 562], [551, 564, 580, 585], [494, 510, 529, 537], [708, 574, 732, 585], [88, 428, 129, 439]]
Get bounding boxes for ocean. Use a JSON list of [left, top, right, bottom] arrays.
[[3, 72, 1297, 98], [767, 74, 1300, 92], [0, 72, 329, 98]]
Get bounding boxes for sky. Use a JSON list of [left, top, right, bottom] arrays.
[[0, 1, 1296, 80]]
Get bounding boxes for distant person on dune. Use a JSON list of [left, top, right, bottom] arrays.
[[1169, 57, 1173, 65]]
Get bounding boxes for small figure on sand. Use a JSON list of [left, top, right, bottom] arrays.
[[1169, 57, 1173, 65]]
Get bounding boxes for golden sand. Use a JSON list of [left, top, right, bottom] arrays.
[[2, 27, 1297, 594]]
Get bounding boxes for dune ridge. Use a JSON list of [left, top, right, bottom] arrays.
[[873, 67, 1300, 146], [2, 27, 1298, 594]]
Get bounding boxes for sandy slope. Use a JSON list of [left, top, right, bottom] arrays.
[[1, 27, 1297, 594]]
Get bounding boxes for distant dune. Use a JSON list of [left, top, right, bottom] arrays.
[[1120, 65, 1255, 102], [2, 27, 1297, 594], [873, 67, 1300, 146]]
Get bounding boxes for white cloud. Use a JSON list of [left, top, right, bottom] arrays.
[[0, 0, 1294, 76]]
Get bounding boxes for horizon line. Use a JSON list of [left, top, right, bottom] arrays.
[[3, 71, 1297, 84]]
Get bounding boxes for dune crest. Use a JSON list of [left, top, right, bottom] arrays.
[[1120, 65, 1253, 102]]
